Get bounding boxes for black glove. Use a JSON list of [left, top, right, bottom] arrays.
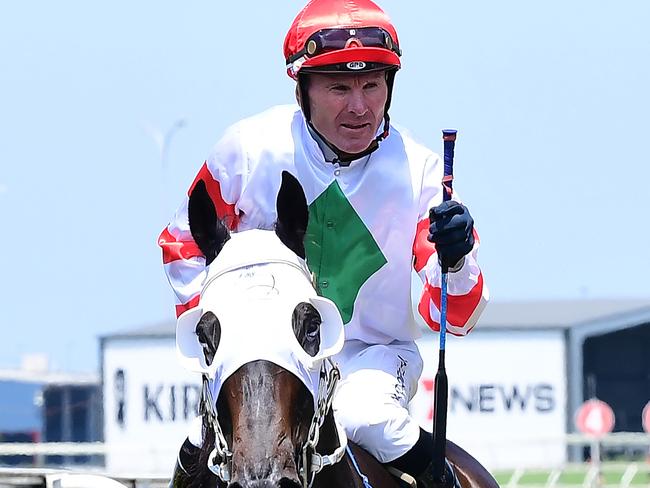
[[428, 201, 475, 270]]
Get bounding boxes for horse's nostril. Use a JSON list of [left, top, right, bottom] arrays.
[[246, 482, 275, 488], [278, 478, 301, 488]]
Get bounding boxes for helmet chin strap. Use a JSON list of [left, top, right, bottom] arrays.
[[307, 114, 390, 164]]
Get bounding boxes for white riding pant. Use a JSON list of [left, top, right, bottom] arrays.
[[332, 339, 424, 463], [186, 339, 424, 464]]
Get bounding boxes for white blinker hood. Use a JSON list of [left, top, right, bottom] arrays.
[[176, 229, 344, 401]]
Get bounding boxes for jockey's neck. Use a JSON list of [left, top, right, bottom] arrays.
[[307, 124, 371, 167]]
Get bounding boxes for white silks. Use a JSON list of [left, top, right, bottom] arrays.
[[175, 229, 345, 406]]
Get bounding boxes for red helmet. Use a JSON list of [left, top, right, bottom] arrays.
[[284, 0, 402, 79]]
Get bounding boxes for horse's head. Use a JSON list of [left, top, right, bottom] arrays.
[[175, 172, 345, 487]]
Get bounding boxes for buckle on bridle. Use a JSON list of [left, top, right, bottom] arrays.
[[299, 360, 346, 488], [207, 448, 231, 482], [200, 374, 233, 483]]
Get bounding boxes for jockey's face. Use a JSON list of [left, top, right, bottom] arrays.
[[304, 71, 388, 155]]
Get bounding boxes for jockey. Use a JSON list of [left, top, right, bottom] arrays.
[[159, 0, 489, 486]]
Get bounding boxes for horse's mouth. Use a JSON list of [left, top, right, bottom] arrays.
[[227, 474, 301, 488]]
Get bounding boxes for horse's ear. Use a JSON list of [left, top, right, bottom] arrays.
[[188, 180, 230, 265], [275, 171, 308, 259]]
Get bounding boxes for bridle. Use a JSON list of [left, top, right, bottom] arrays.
[[190, 249, 348, 487], [300, 359, 347, 487], [199, 375, 231, 483], [200, 357, 347, 488]]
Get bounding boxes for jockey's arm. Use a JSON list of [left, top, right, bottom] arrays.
[[411, 153, 489, 336], [158, 125, 246, 318]]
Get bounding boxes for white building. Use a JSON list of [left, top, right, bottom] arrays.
[[100, 299, 650, 475]]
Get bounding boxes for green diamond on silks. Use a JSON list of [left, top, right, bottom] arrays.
[[305, 180, 387, 324]]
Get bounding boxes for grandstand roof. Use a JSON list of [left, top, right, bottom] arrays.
[[0, 369, 99, 385], [477, 298, 650, 330]]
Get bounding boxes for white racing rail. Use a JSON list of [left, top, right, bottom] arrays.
[[1, 433, 647, 455], [0, 434, 648, 487], [0, 444, 106, 457], [500, 462, 650, 488], [0, 468, 168, 488]]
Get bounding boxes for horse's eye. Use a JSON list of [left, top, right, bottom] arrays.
[[306, 321, 319, 339], [196, 311, 221, 366], [292, 302, 322, 357]]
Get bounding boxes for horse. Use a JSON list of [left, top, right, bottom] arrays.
[[171, 171, 500, 488]]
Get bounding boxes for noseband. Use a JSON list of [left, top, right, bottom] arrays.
[[200, 357, 347, 488]]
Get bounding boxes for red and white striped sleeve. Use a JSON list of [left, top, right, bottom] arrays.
[[158, 126, 245, 318], [411, 153, 489, 336]]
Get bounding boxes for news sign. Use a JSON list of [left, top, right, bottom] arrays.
[[411, 329, 567, 469]]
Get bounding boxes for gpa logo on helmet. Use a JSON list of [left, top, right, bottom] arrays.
[[346, 61, 367, 70]]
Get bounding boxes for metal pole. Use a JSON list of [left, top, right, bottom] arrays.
[[160, 118, 187, 172], [62, 387, 71, 466], [144, 118, 187, 215]]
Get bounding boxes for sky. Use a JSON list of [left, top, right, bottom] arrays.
[[1, 1, 649, 373]]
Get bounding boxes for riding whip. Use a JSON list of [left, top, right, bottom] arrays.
[[431, 129, 456, 482]]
